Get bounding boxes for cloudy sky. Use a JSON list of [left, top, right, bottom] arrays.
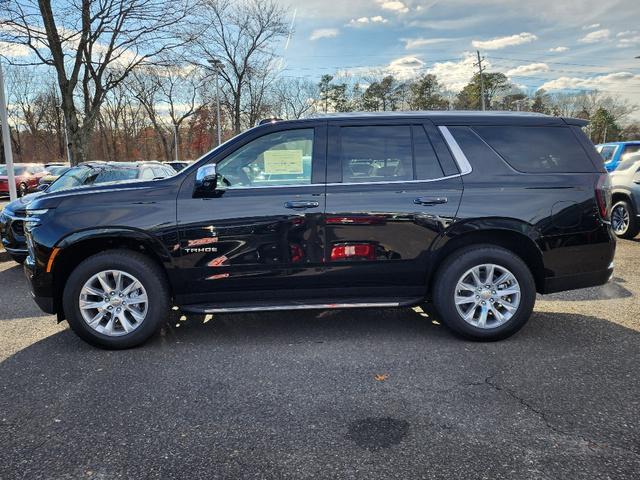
[[279, 0, 640, 107]]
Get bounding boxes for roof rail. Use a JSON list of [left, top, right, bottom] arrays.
[[256, 117, 283, 126]]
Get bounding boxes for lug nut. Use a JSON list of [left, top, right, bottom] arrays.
[[490, 298, 494, 302], [107, 306, 113, 310], [492, 290, 496, 294], [110, 291, 115, 296], [481, 301, 486, 305]]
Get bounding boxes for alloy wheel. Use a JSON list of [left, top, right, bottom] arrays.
[[78, 270, 148, 336], [454, 263, 521, 329], [611, 204, 630, 235]]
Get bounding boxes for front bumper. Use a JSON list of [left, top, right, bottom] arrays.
[[23, 255, 56, 314], [0, 210, 27, 253]]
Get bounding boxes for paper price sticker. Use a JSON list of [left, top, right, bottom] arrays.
[[264, 150, 304, 175]]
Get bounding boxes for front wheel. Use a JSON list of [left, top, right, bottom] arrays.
[[433, 245, 536, 341], [63, 250, 170, 349]]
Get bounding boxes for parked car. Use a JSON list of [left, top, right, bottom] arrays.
[[165, 161, 191, 172], [609, 153, 640, 239], [1, 161, 176, 263], [39, 165, 70, 188], [596, 141, 640, 172], [0, 163, 48, 197], [22, 112, 615, 349]]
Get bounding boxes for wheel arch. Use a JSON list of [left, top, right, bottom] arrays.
[[50, 228, 175, 318], [427, 219, 546, 294]]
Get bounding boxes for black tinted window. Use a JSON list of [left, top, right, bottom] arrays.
[[340, 126, 413, 183], [474, 126, 592, 173], [413, 125, 444, 180]]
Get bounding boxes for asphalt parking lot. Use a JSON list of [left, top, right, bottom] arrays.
[[1, 198, 639, 479]]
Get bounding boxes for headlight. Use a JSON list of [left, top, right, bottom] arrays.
[[24, 208, 50, 230]]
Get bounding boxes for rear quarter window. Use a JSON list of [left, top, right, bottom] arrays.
[[473, 126, 594, 173]]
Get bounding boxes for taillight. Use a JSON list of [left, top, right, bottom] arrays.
[[595, 173, 611, 221]]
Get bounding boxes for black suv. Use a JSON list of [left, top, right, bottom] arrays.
[[22, 112, 615, 348]]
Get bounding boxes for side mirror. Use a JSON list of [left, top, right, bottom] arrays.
[[194, 164, 218, 198], [37, 184, 49, 192]]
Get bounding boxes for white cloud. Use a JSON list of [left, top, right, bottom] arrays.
[[616, 30, 640, 48], [387, 56, 425, 79], [0, 41, 31, 57], [578, 29, 610, 43], [403, 37, 453, 49], [471, 32, 538, 50], [506, 63, 550, 77], [309, 28, 339, 41], [539, 72, 640, 91], [427, 53, 486, 92], [377, 0, 409, 14], [617, 35, 640, 48], [582, 23, 601, 30], [348, 16, 388, 27], [549, 46, 569, 52]]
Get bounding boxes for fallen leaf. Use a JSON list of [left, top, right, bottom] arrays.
[[374, 373, 389, 381]]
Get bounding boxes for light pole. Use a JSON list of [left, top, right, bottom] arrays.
[[0, 60, 17, 201], [174, 123, 179, 161], [208, 59, 224, 146]]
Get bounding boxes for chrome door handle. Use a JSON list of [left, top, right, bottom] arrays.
[[414, 197, 448, 206], [284, 200, 319, 210]]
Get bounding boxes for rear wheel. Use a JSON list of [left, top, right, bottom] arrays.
[[611, 200, 639, 239], [63, 250, 170, 349], [433, 245, 536, 341]]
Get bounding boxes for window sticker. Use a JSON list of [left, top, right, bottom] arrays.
[[263, 150, 304, 175]]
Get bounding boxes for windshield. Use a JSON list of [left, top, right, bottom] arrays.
[[47, 165, 139, 193], [48, 166, 98, 192], [47, 166, 69, 176]]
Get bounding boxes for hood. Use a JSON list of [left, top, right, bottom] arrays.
[[3, 192, 44, 214], [28, 178, 168, 210]]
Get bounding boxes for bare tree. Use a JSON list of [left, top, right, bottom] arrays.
[[0, 0, 192, 164], [272, 78, 318, 119], [192, 0, 289, 134], [128, 61, 209, 161]]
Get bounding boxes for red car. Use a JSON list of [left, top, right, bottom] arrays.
[[0, 163, 48, 197]]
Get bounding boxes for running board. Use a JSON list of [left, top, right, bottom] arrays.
[[179, 297, 421, 314]]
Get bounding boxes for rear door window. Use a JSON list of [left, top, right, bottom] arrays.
[[474, 126, 594, 173], [340, 126, 413, 183]]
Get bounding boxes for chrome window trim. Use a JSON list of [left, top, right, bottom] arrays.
[[438, 126, 473, 175], [216, 174, 464, 191]]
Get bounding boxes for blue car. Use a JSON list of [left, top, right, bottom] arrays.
[[596, 141, 640, 172]]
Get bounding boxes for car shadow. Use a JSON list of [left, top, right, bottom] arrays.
[[0, 258, 51, 320], [0, 310, 639, 479], [538, 275, 633, 301]]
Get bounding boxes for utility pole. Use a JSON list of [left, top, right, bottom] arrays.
[[208, 59, 224, 146], [475, 50, 486, 111], [0, 60, 17, 201]]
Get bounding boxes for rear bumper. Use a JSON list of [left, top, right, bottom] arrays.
[[542, 262, 614, 294]]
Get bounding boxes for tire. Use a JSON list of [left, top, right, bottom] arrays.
[[18, 183, 28, 198], [611, 200, 639, 239], [63, 250, 170, 349], [432, 245, 536, 341]]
